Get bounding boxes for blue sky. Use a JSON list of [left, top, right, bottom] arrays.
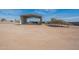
[[0, 9, 79, 22]]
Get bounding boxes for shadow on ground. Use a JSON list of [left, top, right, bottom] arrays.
[[47, 24, 67, 28]]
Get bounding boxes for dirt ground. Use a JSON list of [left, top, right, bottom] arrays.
[[0, 23, 79, 50]]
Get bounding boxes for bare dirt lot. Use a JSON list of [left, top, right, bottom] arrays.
[[0, 23, 79, 50]]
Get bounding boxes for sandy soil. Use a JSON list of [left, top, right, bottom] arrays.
[[0, 23, 79, 50]]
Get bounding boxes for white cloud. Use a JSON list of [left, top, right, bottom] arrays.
[[61, 16, 79, 19], [43, 9, 57, 12], [33, 9, 57, 15], [56, 16, 79, 22], [0, 9, 22, 16]]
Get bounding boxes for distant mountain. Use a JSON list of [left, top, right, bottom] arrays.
[[69, 22, 79, 26]]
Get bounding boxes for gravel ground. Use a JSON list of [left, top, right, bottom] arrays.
[[0, 23, 79, 50]]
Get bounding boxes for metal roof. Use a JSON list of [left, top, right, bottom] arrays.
[[21, 14, 42, 18]]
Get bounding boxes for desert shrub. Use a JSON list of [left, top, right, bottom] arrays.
[[10, 20, 13, 22], [0, 18, 7, 22], [15, 19, 20, 23], [50, 18, 69, 25]]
